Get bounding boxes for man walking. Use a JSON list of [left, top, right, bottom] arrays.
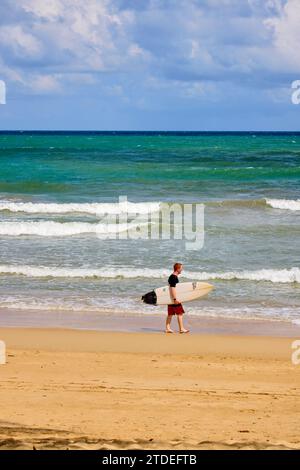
[[165, 263, 189, 334]]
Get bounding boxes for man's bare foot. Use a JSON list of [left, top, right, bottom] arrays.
[[179, 329, 190, 334], [165, 329, 174, 333]]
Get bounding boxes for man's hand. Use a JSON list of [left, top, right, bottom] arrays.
[[174, 299, 181, 305]]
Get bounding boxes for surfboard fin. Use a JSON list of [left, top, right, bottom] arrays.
[[141, 290, 157, 305]]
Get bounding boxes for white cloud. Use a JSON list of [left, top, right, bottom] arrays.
[[21, 0, 64, 20], [29, 74, 62, 93], [265, 0, 300, 70], [0, 57, 25, 84], [0, 0, 149, 94], [248, 0, 285, 15], [0, 0, 298, 100], [0, 24, 43, 58], [23, 0, 137, 72]]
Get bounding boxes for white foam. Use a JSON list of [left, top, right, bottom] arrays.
[[0, 200, 161, 216], [0, 265, 168, 278], [265, 198, 300, 211], [0, 299, 299, 325], [0, 265, 299, 283], [1, 198, 299, 214], [0, 220, 149, 237], [190, 267, 300, 283]]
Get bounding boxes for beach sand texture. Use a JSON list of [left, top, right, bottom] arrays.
[[0, 328, 299, 450]]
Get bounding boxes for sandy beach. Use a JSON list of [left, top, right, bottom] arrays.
[[1, 0, 300, 455], [0, 327, 299, 450]]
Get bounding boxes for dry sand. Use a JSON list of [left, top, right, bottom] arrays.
[[0, 328, 300, 450]]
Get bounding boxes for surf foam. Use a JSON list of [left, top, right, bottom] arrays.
[[0, 200, 161, 216], [265, 199, 300, 211], [0, 220, 146, 236]]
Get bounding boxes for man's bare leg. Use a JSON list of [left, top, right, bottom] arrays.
[[165, 315, 174, 333], [177, 314, 189, 333]]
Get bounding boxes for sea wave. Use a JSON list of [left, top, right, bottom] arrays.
[[265, 198, 300, 211], [208, 198, 300, 211], [1, 198, 299, 214], [0, 221, 147, 236], [208, 199, 264, 207], [0, 300, 298, 325], [192, 268, 300, 283], [0, 200, 161, 215], [0, 265, 299, 283]]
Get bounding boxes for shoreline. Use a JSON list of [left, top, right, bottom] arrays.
[[1, 327, 298, 356], [0, 327, 299, 450], [0, 307, 299, 338]]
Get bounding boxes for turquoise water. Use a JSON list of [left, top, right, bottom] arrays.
[[0, 132, 299, 325]]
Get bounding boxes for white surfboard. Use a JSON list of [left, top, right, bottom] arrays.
[[142, 281, 214, 306]]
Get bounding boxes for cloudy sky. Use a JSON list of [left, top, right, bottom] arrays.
[[0, 0, 300, 130]]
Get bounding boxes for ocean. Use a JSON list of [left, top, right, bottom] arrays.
[[0, 131, 299, 328]]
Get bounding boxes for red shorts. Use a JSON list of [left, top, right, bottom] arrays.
[[167, 303, 185, 315]]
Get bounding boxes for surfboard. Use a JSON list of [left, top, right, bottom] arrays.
[[142, 281, 214, 306]]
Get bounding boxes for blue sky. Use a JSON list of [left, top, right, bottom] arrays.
[[0, 0, 300, 130]]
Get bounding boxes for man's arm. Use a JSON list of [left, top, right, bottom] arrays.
[[169, 286, 180, 304]]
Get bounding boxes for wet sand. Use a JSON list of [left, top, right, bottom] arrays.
[[0, 307, 299, 337]]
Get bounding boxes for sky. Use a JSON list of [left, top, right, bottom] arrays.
[[0, 0, 300, 131]]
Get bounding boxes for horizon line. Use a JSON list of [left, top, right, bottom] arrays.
[[1, 130, 300, 134]]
